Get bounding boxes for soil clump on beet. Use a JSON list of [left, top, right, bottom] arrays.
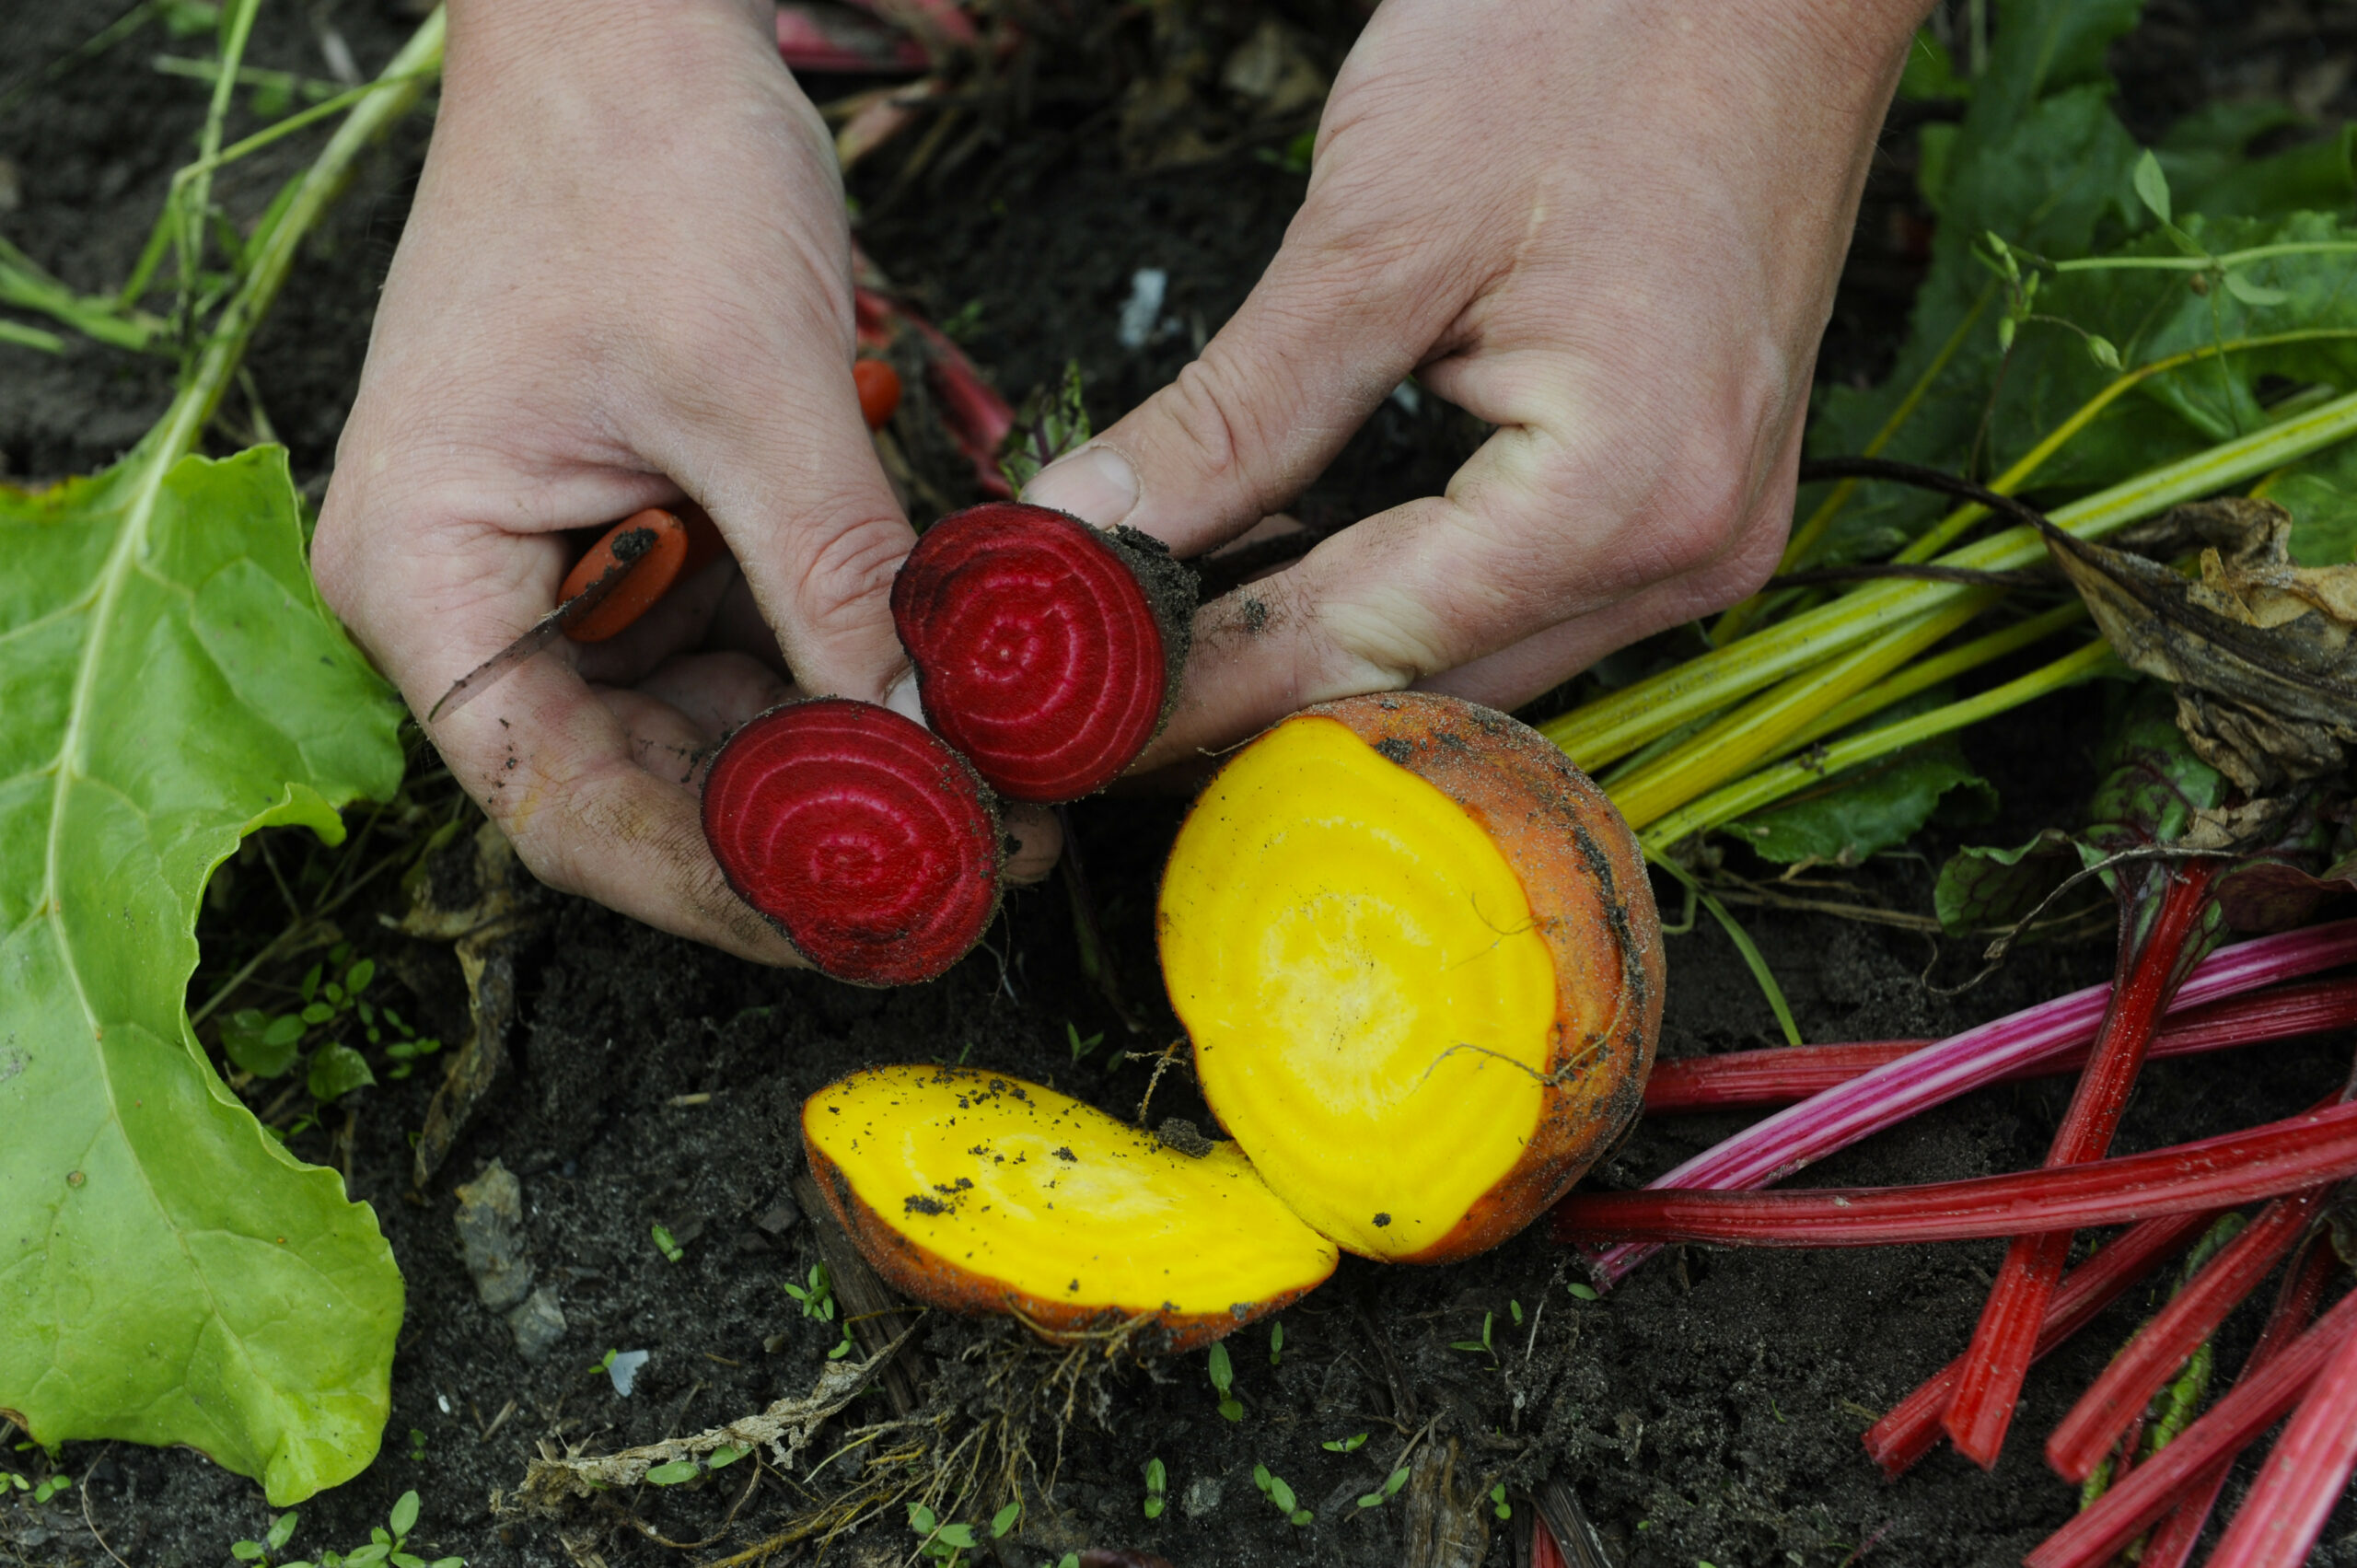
[[5, 4, 2355, 1566]]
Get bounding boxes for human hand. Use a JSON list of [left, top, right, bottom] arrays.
[[315, 0, 1051, 965], [1021, 0, 1926, 771]]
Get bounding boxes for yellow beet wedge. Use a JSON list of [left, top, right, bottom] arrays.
[[802, 1065, 1339, 1350], [1159, 691, 1664, 1264]]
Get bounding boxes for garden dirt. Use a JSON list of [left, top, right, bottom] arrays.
[[5, 4, 2357, 1567]]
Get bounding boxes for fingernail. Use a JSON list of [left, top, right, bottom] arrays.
[[1021, 444, 1139, 528]]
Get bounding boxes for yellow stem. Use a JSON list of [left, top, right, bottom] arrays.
[[1793, 599, 2088, 749], [1638, 640, 2119, 854], [1606, 591, 1995, 830], [1895, 328, 2357, 565], [1541, 384, 2357, 772]]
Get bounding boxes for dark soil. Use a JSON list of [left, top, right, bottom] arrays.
[[4, 4, 2356, 1568]]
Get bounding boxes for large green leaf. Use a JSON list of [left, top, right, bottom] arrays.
[[1988, 214, 2357, 492], [2159, 105, 2356, 221], [2265, 436, 2357, 565], [1726, 738, 1994, 866], [1806, 0, 2147, 563], [0, 440, 406, 1504]]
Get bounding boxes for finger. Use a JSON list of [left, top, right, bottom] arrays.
[[1132, 402, 1800, 772], [573, 557, 744, 687], [628, 650, 797, 743], [1420, 414, 1807, 715], [618, 183, 917, 706], [1019, 175, 1474, 556], [1001, 805, 1062, 886], [443, 652, 806, 967], [319, 506, 805, 963]]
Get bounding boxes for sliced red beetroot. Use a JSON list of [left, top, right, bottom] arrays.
[[890, 502, 1194, 802], [702, 698, 1002, 986]]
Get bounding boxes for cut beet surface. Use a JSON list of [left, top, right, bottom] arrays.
[[702, 698, 1002, 986], [891, 501, 1194, 802]]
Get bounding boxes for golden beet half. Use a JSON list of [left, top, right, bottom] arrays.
[[1158, 691, 1664, 1264], [802, 1065, 1338, 1349]]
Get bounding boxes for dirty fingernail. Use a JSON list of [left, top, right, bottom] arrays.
[[1022, 444, 1139, 528]]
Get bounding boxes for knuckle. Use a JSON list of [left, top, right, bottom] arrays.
[[790, 507, 911, 635], [1154, 358, 1260, 504]]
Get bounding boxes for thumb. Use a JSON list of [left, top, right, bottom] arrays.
[[1020, 215, 1468, 555]]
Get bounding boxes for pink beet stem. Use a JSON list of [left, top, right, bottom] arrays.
[[1576, 916, 2357, 1288], [2131, 1238, 2340, 1568], [1860, 1208, 2220, 1478], [842, 0, 981, 52], [1642, 977, 2357, 1114], [2046, 1184, 2328, 1482], [847, 283, 1016, 495], [775, 5, 929, 71], [1552, 1100, 2357, 1248], [1943, 861, 2223, 1468], [908, 313, 1016, 496], [2198, 1261, 2357, 1568], [2024, 1281, 2357, 1568]]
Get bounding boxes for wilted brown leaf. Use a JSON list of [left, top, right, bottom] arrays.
[[2041, 497, 2357, 793]]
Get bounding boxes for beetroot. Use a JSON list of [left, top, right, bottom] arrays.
[[702, 698, 1002, 986], [890, 502, 1194, 803]]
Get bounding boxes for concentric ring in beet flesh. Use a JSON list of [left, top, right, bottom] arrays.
[[702, 699, 1002, 986], [892, 502, 1173, 802]]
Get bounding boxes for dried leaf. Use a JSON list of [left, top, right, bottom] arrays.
[[2039, 498, 2357, 793]]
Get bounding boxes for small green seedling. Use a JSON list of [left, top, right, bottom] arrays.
[[219, 945, 441, 1102], [645, 1444, 747, 1488], [1143, 1457, 1167, 1519], [230, 1511, 299, 1564], [1508, 1299, 1524, 1326], [1207, 1341, 1243, 1421], [1491, 1482, 1512, 1521], [1567, 1281, 1600, 1301], [784, 1263, 836, 1322], [1322, 1432, 1368, 1454], [907, 1502, 974, 1563], [251, 1489, 461, 1568], [3, 1470, 70, 1504], [651, 1223, 685, 1264], [1065, 1022, 1103, 1065], [1355, 1466, 1411, 1510], [1251, 1463, 1313, 1527], [783, 1263, 855, 1357], [907, 1500, 1021, 1565], [405, 1427, 426, 1461], [1269, 1319, 1284, 1365], [1451, 1311, 1496, 1359]]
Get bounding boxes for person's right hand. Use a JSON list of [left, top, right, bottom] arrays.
[[316, 0, 979, 964]]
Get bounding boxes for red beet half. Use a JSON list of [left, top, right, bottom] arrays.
[[702, 699, 1003, 986], [891, 502, 1196, 803]]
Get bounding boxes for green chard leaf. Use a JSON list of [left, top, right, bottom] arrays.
[[1934, 829, 2083, 935], [1987, 214, 2357, 494], [2262, 436, 2357, 566], [1805, 0, 2145, 564], [0, 440, 407, 1504], [2158, 103, 2357, 221], [1728, 738, 1993, 866]]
